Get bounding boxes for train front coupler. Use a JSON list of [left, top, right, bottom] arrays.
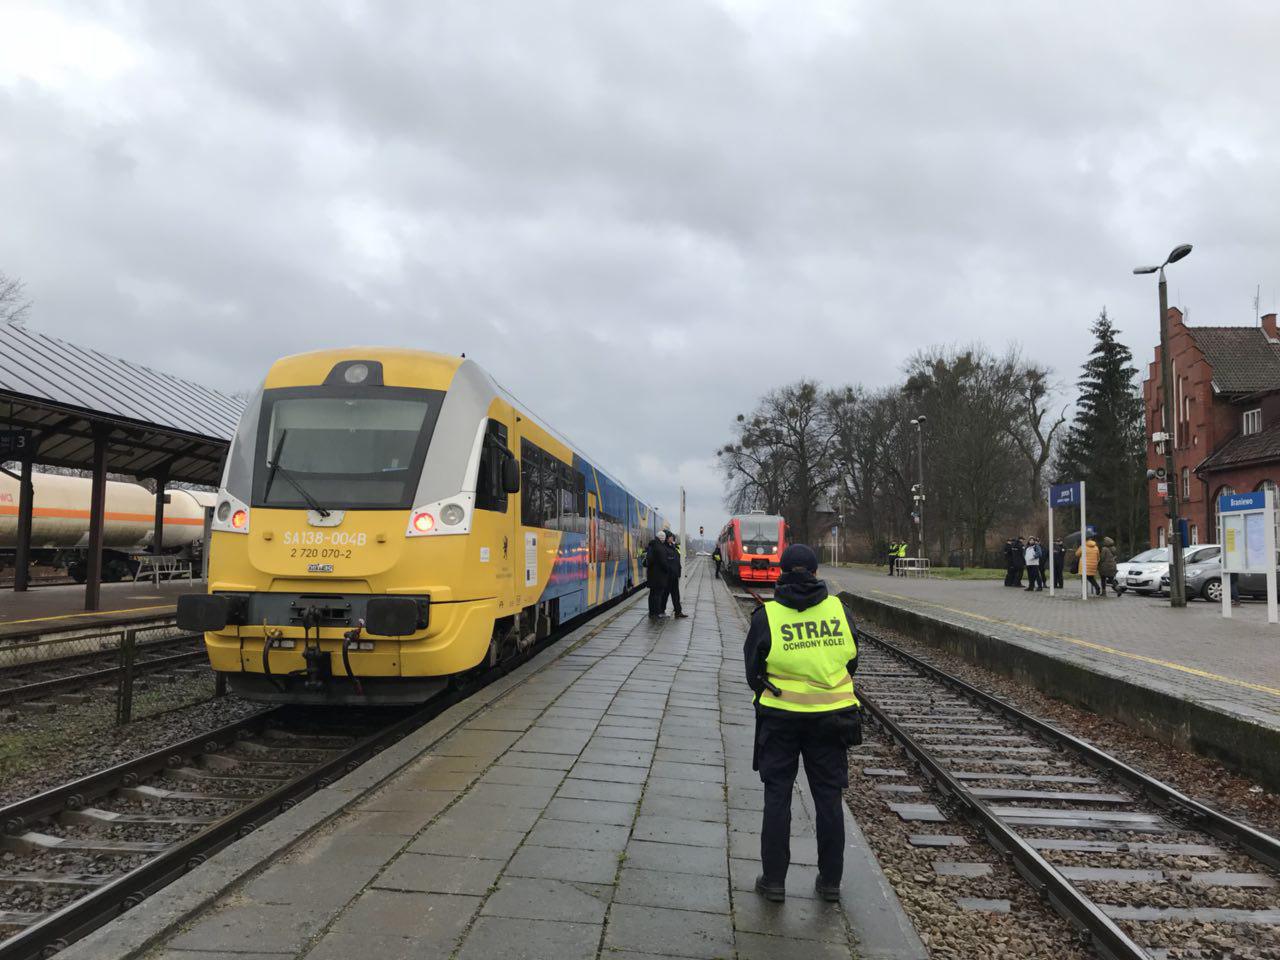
[[299, 606, 332, 692]]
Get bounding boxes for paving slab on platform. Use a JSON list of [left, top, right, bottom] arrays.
[[63, 561, 925, 960]]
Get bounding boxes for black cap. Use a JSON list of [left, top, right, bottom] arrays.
[[780, 543, 818, 574]]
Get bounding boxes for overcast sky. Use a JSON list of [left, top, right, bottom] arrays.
[[3, 1, 1279, 534]]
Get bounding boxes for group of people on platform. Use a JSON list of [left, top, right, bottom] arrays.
[[644, 529, 688, 619], [1003, 535, 1121, 596], [884, 539, 909, 575]]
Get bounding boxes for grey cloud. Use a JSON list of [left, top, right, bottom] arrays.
[[2, 0, 1279, 531]]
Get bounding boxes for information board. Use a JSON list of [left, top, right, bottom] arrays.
[[1217, 488, 1277, 624]]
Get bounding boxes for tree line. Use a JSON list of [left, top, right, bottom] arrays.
[[717, 311, 1149, 564]]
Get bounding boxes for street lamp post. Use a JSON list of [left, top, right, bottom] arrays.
[[910, 415, 926, 560], [1135, 243, 1193, 608]]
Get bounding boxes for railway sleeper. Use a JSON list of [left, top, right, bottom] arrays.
[[58, 807, 217, 828], [0, 871, 108, 890], [0, 910, 43, 932], [164, 765, 288, 785], [120, 785, 255, 804], [234, 739, 345, 757], [1, 831, 167, 856]]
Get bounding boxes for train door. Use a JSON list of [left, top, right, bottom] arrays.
[[588, 492, 600, 606], [475, 417, 516, 611]]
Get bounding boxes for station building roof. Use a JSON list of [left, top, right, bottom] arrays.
[[1186, 326, 1280, 396], [1, 324, 244, 485]]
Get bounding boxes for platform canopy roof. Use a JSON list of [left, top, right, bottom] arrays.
[[0, 324, 244, 485]]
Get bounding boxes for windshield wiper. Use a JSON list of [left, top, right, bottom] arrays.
[[264, 429, 331, 518]]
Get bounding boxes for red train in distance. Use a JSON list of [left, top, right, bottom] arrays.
[[717, 513, 788, 584]]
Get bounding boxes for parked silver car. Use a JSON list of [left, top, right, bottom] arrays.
[[1174, 546, 1278, 602]]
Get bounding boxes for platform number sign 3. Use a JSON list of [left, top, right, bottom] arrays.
[[0, 430, 32, 457]]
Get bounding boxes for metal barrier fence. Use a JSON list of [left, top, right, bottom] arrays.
[[895, 557, 932, 578], [0, 617, 182, 670]]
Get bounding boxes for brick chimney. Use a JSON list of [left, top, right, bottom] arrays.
[[1263, 313, 1278, 341]]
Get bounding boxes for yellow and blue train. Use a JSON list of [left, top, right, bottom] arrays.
[[178, 348, 665, 704]]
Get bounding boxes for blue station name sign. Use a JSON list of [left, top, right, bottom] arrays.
[[1219, 491, 1266, 513]]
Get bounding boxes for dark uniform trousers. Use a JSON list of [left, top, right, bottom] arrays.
[[755, 713, 850, 883], [664, 577, 683, 616], [647, 575, 668, 616]]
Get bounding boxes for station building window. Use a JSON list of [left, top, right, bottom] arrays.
[[1157, 526, 1166, 548], [1244, 408, 1262, 435], [1189, 524, 1199, 545], [1181, 467, 1190, 500], [1210, 485, 1236, 542]]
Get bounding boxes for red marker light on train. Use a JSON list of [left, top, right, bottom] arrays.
[[231, 509, 247, 529], [412, 511, 435, 533]]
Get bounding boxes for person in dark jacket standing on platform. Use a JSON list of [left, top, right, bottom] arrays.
[[712, 545, 723, 579], [645, 532, 670, 619], [1099, 537, 1120, 597], [1003, 539, 1016, 586], [1052, 540, 1066, 589], [662, 531, 688, 618], [743, 544, 861, 903]]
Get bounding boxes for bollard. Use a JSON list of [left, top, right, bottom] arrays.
[[214, 671, 227, 698], [116, 628, 137, 725]]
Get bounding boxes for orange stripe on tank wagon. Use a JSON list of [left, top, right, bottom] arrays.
[[0, 506, 203, 525]]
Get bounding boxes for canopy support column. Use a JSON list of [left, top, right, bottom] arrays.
[[13, 452, 34, 591], [84, 428, 107, 611]]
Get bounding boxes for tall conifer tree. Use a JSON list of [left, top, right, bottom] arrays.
[[1056, 309, 1149, 553]]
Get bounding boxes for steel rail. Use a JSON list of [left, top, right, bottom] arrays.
[[0, 583, 642, 960], [0, 647, 208, 707], [860, 690, 1152, 960], [853, 619, 1280, 872]]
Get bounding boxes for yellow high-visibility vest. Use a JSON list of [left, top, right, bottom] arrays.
[[758, 595, 859, 713]]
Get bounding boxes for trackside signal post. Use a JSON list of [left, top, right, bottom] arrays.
[[1049, 481, 1086, 600], [1218, 490, 1278, 623]]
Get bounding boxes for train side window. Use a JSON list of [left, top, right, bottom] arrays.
[[476, 420, 508, 513], [520, 439, 541, 526]]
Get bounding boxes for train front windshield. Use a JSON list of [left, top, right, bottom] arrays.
[[251, 386, 445, 510], [740, 517, 781, 554]]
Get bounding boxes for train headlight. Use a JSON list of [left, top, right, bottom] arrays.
[[217, 501, 231, 522], [412, 511, 435, 533], [440, 503, 465, 526], [344, 363, 369, 384], [231, 509, 248, 529]]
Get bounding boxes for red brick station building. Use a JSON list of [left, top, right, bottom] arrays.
[[1143, 309, 1280, 549]]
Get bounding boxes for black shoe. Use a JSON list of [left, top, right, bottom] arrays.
[[755, 875, 785, 902], [674, 613, 689, 619], [814, 876, 841, 902]]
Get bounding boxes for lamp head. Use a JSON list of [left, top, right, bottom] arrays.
[[1165, 243, 1192, 265], [1133, 265, 1159, 275], [909, 418, 918, 426], [916, 414, 927, 423]]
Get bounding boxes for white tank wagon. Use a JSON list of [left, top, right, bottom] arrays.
[[0, 472, 216, 582]]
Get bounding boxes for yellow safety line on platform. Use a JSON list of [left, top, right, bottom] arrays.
[[0, 604, 173, 627], [870, 589, 1280, 700]]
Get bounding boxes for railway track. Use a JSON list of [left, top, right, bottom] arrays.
[[855, 626, 1280, 959], [0, 636, 207, 709], [0, 590, 636, 960]]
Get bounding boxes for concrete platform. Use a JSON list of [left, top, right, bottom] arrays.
[[61, 561, 924, 960], [827, 565, 1280, 788], [0, 579, 197, 640]]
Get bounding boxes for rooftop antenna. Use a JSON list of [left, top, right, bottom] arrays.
[[1255, 284, 1261, 326]]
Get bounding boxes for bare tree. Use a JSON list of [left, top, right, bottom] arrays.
[[1, 271, 31, 326], [716, 380, 841, 544], [997, 353, 1067, 509]]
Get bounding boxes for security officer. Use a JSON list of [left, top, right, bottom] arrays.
[[894, 539, 907, 575], [744, 544, 860, 903], [662, 531, 688, 618], [711, 544, 723, 579], [886, 540, 898, 576], [645, 531, 670, 619]]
